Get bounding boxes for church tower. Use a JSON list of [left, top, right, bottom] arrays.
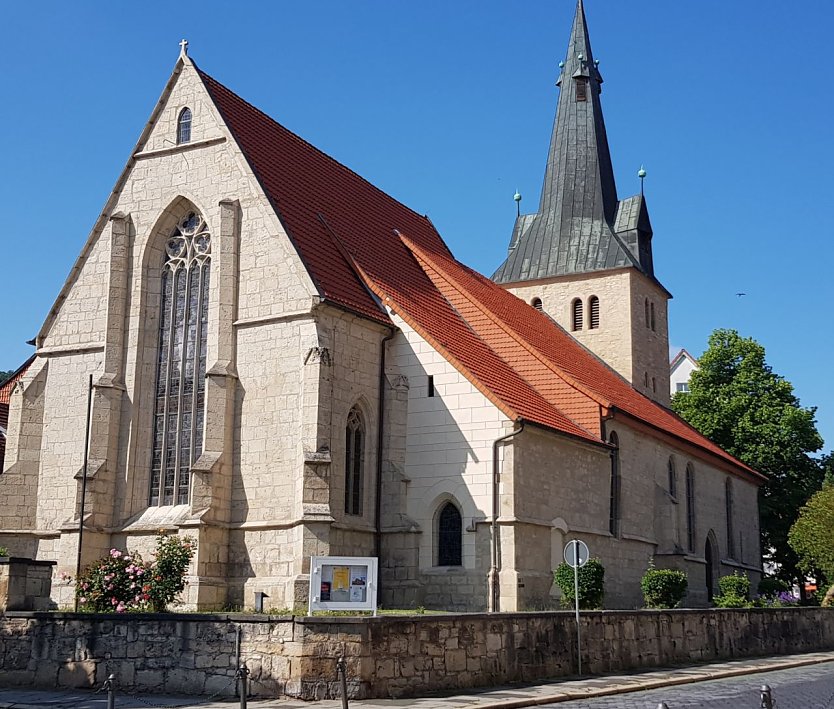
[[493, 0, 672, 406]]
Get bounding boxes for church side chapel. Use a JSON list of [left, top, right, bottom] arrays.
[[0, 2, 764, 611]]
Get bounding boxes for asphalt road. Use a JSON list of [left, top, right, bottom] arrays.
[[538, 660, 834, 708]]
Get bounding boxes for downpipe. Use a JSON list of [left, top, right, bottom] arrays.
[[489, 420, 525, 613]]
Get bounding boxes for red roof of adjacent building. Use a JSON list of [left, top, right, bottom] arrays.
[[0, 356, 35, 471], [195, 65, 763, 483]]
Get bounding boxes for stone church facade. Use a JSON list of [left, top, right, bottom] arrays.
[[0, 2, 764, 612]]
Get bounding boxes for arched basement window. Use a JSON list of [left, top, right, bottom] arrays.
[[588, 295, 600, 329], [177, 107, 192, 144], [686, 463, 696, 552], [725, 478, 735, 558], [571, 298, 583, 331], [531, 297, 543, 311], [345, 407, 365, 516], [608, 431, 620, 537], [150, 211, 211, 506], [437, 502, 462, 566]]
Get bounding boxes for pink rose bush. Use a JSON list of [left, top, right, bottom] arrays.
[[75, 534, 195, 613]]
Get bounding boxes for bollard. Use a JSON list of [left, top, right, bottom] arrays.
[[760, 684, 773, 709], [336, 656, 349, 709], [238, 664, 250, 709], [106, 674, 116, 709]]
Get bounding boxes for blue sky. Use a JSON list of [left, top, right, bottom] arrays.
[[1, 1, 832, 451]]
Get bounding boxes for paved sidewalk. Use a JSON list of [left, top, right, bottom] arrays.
[[1, 651, 833, 709]]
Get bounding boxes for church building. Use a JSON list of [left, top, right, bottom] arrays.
[[0, 1, 764, 611]]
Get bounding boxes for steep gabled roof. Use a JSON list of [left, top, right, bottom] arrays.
[[194, 64, 761, 482]]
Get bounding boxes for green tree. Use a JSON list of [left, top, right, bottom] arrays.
[[0, 370, 14, 385], [672, 329, 824, 590], [789, 484, 834, 605]]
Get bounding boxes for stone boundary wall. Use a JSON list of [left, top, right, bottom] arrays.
[[0, 609, 833, 699]]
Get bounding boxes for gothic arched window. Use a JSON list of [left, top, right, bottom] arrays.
[[150, 211, 211, 506], [725, 477, 735, 558], [608, 431, 620, 537], [588, 295, 600, 329], [571, 298, 583, 331], [437, 502, 462, 566], [685, 463, 696, 552], [177, 108, 192, 144], [345, 407, 365, 516], [668, 456, 677, 500]]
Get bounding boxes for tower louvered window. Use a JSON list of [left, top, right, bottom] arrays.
[[531, 297, 543, 311], [571, 299, 583, 331], [645, 299, 650, 328], [575, 77, 588, 102], [686, 464, 696, 552], [150, 212, 211, 506], [588, 296, 600, 329], [177, 108, 192, 144], [650, 302, 656, 331], [345, 407, 365, 516]]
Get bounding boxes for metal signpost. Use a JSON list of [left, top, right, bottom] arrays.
[[564, 539, 589, 675]]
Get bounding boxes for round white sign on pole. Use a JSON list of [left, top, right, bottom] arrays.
[[563, 539, 589, 568]]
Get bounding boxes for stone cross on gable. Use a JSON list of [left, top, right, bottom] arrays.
[[179, 39, 189, 58]]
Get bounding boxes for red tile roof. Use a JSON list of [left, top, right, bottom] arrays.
[[0, 356, 34, 471], [196, 66, 763, 483]]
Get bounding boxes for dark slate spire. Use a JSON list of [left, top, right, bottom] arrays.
[[494, 0, 655, 284]]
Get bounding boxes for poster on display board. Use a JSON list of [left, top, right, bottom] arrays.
[[308, 556, 378, 614]]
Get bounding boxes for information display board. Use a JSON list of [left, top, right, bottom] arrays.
[[308, 556, 378, 614]]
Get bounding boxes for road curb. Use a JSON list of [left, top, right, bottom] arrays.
[[470, 654, 834, 708]]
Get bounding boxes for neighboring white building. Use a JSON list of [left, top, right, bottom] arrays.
[[670, 349, 699, 397]]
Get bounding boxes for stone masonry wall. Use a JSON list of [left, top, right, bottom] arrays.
[[1, 609, 832, 700]]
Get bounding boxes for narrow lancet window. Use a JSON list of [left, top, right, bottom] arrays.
[[345, 407, 365, 516], [437, 502, 462, 566], [725, 478, 735, 558], [686, 464, 696, 552], [177, 108, 192, 144], [608, 431, 620, 537], [150, 211, 211, 506], [668, 457, 677, 500]]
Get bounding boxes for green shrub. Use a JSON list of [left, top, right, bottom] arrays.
[[554, 557, 605, 609], [713, 572, 750, 608], [757, 576, 789, 598], [0, 547, 8, 558], [641, 565, 688, 609], [76, 533, 195, 613]]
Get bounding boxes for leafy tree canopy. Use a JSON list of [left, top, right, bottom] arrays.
[[0, 370, 14, 385], [789, 484, 834, 583], [673, 329, 824, 583]]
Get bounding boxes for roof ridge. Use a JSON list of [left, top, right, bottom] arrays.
[[195, 67, 447, 246], [401, 235, 611, 410], [349, 238, 600, 444]]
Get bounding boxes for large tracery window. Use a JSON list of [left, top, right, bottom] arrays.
[[149, 212, 211, 506]]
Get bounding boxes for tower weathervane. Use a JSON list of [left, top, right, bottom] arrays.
[[179, 39, 189, 58]]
